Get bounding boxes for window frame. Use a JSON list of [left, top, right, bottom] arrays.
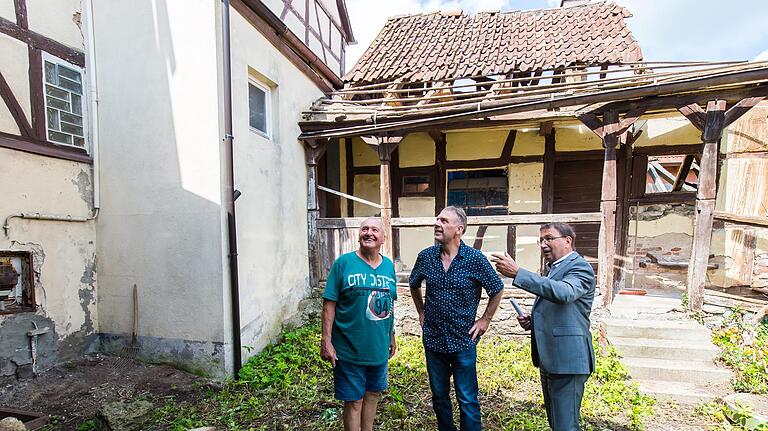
[[400, 169, 435, 197], [41, 52, 88, 152], [248, 78, 272, 139]]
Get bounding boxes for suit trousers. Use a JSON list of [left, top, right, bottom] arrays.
[[539, 370, 589, 431]]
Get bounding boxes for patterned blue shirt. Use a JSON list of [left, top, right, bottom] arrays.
[[409, 241, 505, 353]]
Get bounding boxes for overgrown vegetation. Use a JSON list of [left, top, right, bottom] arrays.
[[712, 308, 768, 394], [148, 323, 653, 430], [695, 400, 768, 431]]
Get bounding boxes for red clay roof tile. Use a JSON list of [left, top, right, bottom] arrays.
[[343, 2, 643, 85]]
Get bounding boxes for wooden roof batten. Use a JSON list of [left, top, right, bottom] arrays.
[[299, 61, 768, 139]]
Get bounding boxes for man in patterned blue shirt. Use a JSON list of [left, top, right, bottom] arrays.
[[409, 206, 504, 431]]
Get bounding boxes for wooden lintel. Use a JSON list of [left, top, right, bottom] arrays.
[[316, 212, 603, 229]]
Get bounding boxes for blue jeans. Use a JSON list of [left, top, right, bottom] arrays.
[[425, 346, 481, 431]]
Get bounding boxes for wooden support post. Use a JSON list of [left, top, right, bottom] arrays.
[[361, 135, 404, 259], [305, 139, 328, 289], [578, 108, 645, 305], [678, 97, 764, 310]]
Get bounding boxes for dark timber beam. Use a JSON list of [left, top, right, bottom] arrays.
[[361, 135, 404, 258], [677, 97, 764, 310], [577, 108, 645, 305], [305, 138, 328, 289]]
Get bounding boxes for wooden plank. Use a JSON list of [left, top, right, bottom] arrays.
[[0, 131, 92, 163], [317, 212, 603, 229], [714, 211, 768, 228], [28, 46, 45, 140], [317, 185, 382, 209], [724, 226, 756, 287]]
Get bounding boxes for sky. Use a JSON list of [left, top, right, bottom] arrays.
[[343, 0, 768, 74]]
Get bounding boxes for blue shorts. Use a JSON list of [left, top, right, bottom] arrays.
[[333, 360, 388, 401]]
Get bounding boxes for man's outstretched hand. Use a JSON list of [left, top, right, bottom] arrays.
[[491, 252, 519, 278]]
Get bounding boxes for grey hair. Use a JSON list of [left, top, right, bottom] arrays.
[[540, 222, 576, 246], [442, 206, 467, 232], [361, 217, 386, 236]]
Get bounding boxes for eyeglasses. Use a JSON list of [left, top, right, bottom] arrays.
[[537, 235, 566, 245]]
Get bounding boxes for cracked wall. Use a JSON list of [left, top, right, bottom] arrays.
[[0, 148, 97, 379]]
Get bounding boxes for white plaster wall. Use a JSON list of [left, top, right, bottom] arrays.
[[0, 147, 97, 346], [228, 7, 325, 358], [0, 35, 31, 134], [0, 0, 15, 21], [26, 0, 84, 50], [93, 1, 227, 348], [511, 225, 542, 278]]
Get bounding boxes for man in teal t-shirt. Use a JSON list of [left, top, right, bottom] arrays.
[[321, 217, 397, 431]]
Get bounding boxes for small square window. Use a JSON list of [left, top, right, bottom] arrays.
[[42, 55, 86, 150], [0, 251, 35, 314], [248, 80, 271, 137]]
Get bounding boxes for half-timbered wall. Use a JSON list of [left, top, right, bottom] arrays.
[[0, 0, 96, 380], [263, 0, 349, 75]]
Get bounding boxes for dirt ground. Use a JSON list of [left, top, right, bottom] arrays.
[[0, 354, 209, 430], [0, 354, 723, 431]]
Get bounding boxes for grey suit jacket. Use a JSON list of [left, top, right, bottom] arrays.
[[513, 252, 595, 375]]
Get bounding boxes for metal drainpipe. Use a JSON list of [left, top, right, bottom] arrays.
[[221, 0, 242, 376]]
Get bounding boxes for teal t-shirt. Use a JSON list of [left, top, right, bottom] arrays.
[[323, 251, 397, 366]]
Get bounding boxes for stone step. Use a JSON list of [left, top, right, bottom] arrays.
[[610, 336, 719, 362], [634, 379, 720, 404], [609, 295, 683, 318], [622, 357, 731, 384], [604, 318, 711, 341]]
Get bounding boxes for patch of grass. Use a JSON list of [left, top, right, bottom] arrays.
[[712, 309, 768, 394], [151, 323, 654, 430]]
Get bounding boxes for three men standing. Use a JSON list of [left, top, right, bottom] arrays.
[[492, 222, 596, 431], [409, 206, 504, 431], [321, 217, 397, 431]]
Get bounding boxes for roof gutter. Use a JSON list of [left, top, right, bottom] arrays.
[[240, 0, 343, 89]]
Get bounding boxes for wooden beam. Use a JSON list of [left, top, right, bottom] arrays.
[[542, 128, 555, 213], [361, 135, 405, 259], [433, 132, 447, 215], [686, 100, 725, 311], [316, 212, 603, 229], [597, 111, 619, 306], [678, 103, 706, 131], [507, 225, 517, 259], [0, 70, 33, 137], [345, 138, 354, 216], [28, 47, 44, 140], [724, 97, 765, 127], [473, 225, 488, 250], [14, 0, 28, 29], [0, 131, 91, 163], [714, 211, 768, 228], [0, 16, 84, 66], [305, 139, 328, 290], [672, 154, 695, 192]]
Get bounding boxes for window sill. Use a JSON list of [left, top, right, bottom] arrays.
[[0, 132, 91, 164]]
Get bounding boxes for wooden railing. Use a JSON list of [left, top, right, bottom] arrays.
[[313, 212, 602, 281]]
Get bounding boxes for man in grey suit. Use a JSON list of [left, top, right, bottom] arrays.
[[491, 222, 595, 431]]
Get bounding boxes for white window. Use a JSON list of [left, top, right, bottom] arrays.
[[43, 54, 86, 149], [248, 79, 271, 138]]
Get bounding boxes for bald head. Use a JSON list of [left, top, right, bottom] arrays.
[[361, 217, 386, 235]]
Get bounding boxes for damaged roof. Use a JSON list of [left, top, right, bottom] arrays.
[[343, 1, 643, 84]]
